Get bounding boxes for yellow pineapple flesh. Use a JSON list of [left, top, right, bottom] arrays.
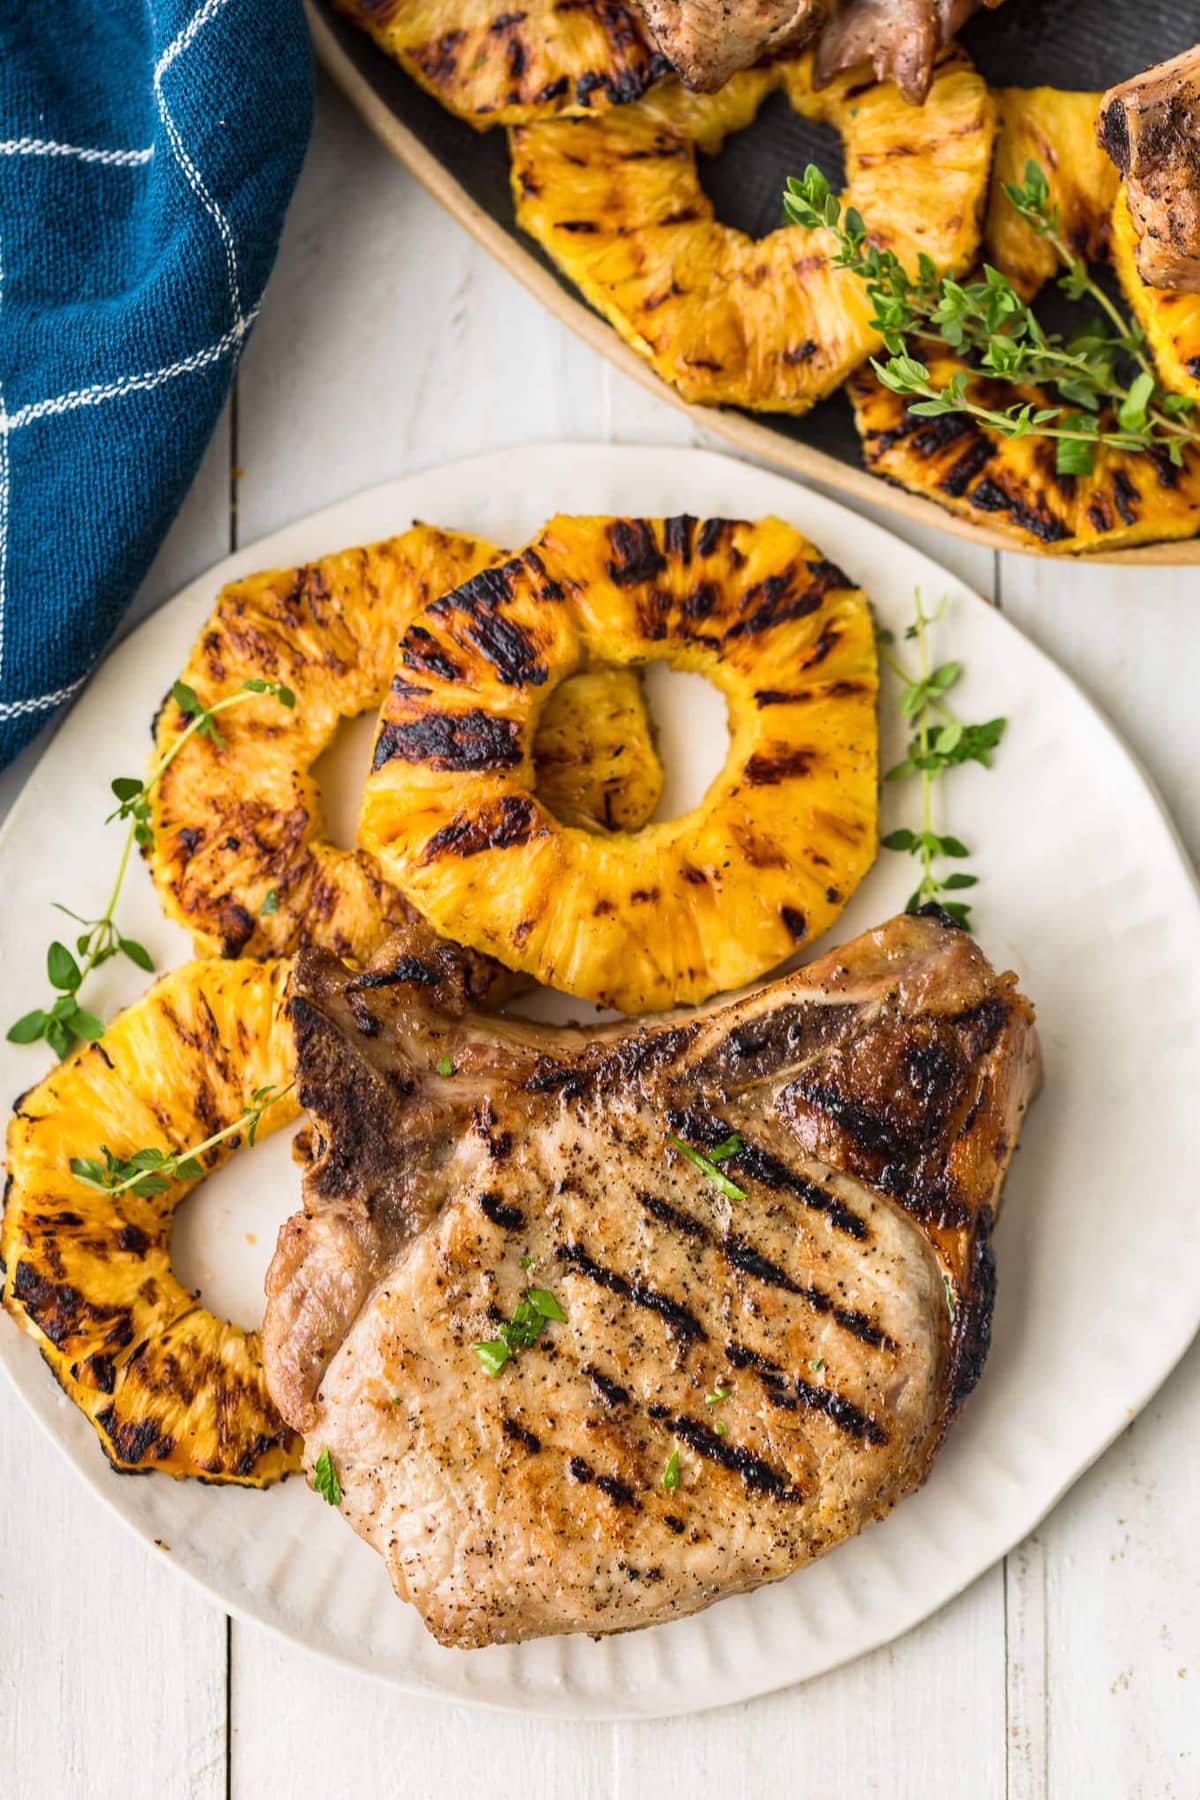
[[510, 51, 994, 414], [533, 668, 663, 830], [1111, 189, 1200, 402], [148, 525, 663, 962], [985, 88, 1117, 298], [331, 0, 666, 128], [359, 514, 878, 1014], [2, 960, 300, 1483]]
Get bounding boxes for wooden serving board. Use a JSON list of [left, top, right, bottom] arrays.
[[307, 0, 1200, 564]]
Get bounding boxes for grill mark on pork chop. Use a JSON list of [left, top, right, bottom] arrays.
[[557, 1242, 706, 1343], [639, 1190, 708, 1241], [346, 958, 440, 991], [584, 1365, 632, 1407], [479, 1191, 524, 1230], [637, 1191, 893, 1348], [524, 1063, 587, 1098], [793, 1377, 888, 1447], [726, 1342, 887, 1445], [669, 1415, 804, 1502], [502, 1417, 542, 1454], [666, 1106, 869, 1240], [566, 1453, 640, 1509]]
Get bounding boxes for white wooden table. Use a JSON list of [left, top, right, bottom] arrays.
[[2, 73, 1198, 1800]]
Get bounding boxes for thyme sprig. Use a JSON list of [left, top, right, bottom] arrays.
[[69, 1081, 294, 1199], [878, 592, 1005, 928], [782, 160, 1200, 476], [8, 678, 294, 1059]]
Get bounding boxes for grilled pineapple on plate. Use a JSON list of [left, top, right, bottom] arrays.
[[510, 51, 994, 414], [332, 0, 666, 128], [1111, 191, 1200, 402], [533, 668, 664, 830], [985, 88, 1117, 298], [359, 514, 878, 1014], [148, 525, 662, 962], [849, 349, 1200, 552], [2, 960, 300, 1483]]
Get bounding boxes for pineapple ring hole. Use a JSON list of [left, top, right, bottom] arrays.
[[170, 1124, 304, 1333], [314, 676, 688, 851], [313, 710, 379, 852], [639, 661, 732, 823], [698, 92, 846, 243]]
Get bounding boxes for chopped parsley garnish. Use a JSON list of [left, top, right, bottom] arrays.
[[810, 1359, 825, 1374], [704, 1385, 730, 1406], [435, 1054, 455, 1077], [668, 1134, 747, 1202], [714, 1421, 727, 1436], [471, 1285, 566, 1376], [661, 1448, 681, 1492], [519, 1254, 533, 1270], [313, 1446, 342, 1506], [261, 889, 278, 916], [472, 1340, 511, 1377]]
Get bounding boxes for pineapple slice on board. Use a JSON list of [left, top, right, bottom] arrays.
[[148, 525, 663, 963], [331, 0, 667, 129], [359, 514, 878, 1014], [2, 960, 300, 1484], [984, 87, 1117, 300], [510, 51, 994, 415], [848, 348, 1200, 554], [1111, 191, 1200, 404]]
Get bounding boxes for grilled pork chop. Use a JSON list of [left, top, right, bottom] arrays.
[[263, 910, 1039, 1647], [1099, 46, 1200, 293], [635, 0, 1002, 100]]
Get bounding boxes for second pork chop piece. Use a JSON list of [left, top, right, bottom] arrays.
[[1099, 46, 1200, 292], [263, 910, 1039, 1648], [636, 0, 1002, 100]]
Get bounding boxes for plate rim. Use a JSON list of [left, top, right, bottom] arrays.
[[304, 0, 1200, 571], [3, 440, 1200, 1719]]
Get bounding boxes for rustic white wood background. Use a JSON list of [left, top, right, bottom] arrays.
[[2, 70, 1198, 1800]]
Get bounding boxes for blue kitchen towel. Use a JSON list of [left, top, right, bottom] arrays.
[[0, 0, 313, 765]]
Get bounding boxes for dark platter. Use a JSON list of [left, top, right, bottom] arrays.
[[308, 0, 1200, 561]]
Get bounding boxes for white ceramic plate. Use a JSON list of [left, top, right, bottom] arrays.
[[2, 445, 1198, 1719]]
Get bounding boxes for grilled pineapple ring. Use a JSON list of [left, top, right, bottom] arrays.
[[510, 51, 994, 414], [148, 526, 663, 962], [2, 960, 300, 1484], [360, 513, 878, 1014], [332, 0, 666, 129], [849, 347, 1200, 552]]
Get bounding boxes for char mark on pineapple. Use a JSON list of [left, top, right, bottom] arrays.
[[606, 518, 667, 586], [430, 569, 547, 686], [372, 710, 522, 774], [422, 795, 543, 861]]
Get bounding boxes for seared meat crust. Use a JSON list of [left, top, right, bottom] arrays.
[[263, 910, 1039, 1646], [636, 0, 1001, 100], [1100, 46, 1200, 294]]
